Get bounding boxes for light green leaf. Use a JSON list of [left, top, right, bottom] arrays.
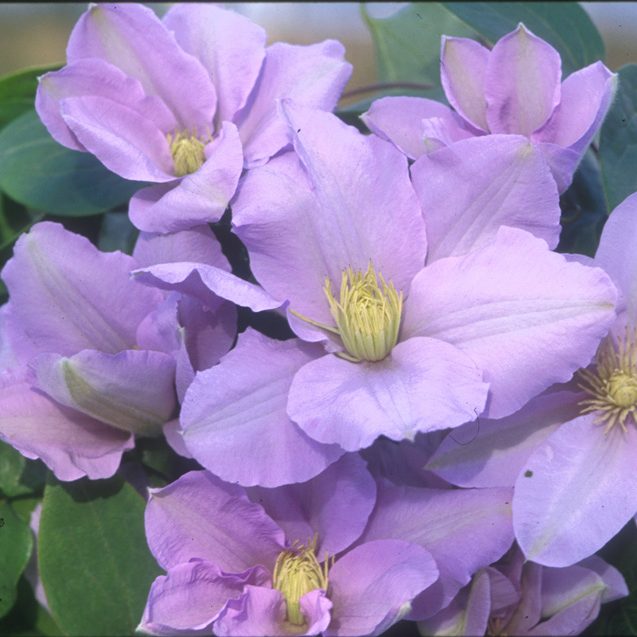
[[39, 476, 160, 636], [0, 110, 145, 217]]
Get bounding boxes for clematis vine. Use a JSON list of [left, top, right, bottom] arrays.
[[363, 23, 616, 192], [36, 2, 352, 234], [138, 455, 438, 637], [427, 191, 637, 567]]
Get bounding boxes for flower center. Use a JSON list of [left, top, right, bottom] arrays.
[[167, 131, 207, 177], [578, 325, 637, 433], [272, 537, 330, 626]]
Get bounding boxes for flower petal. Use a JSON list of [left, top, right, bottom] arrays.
[[411, 135, 560, 262], [485, 24, 561, 135], [288, 336, 488, 452], [181, 328, 344, 487], [402, 226, 617, 419]]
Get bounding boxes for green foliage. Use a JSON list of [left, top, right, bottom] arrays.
[[0, 442, 46, 499], [0, 502, 34, 619], [97, 212, 139, 255], [600, 64, 637, 212], [0, 110, 145, 217], [39, 476, 161, 636]]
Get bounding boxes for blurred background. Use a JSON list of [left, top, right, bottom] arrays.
[[0, 2, 636, 94]]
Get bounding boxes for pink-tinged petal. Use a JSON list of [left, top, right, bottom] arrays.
[[0, 380, 132, 482], [441, 36, 490, 131], [60, 95, 175, 181], [326, 539, 437, 637], [1, 222, 163, 356], [534, 62, 617, 153], [417, 569, 491, 637], [182, 329, 343, 487], [485, 24, 561, 135], [514, 414, 637, 567], [215, 585, 331, 637], [579, 555, 629, 603], [36, 58, 176, 152], [402, 226, 618, 419], [248, 454, 376, 559], [67, 3, 216, 130], [132, 262, 281, 312], [236, 41, 352, 167], [128, 122, 243, 233], [163, 4, 265, 123], [288, 336, 488, 452], [594, 191, 637, 318], [361, 96, 471, 160], [359, 483, 514, 618], [426, 391, 581, 488], [533, 141, 581, 193], [32, 349, 176, 437], [139, 561, 245, 635], [412, 135, 560, 262], [145, 470, 285, 572]]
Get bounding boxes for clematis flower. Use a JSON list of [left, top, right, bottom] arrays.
[[138, 455, 438, 636], [418, 545, 627, 636], [0, 222, 238, 481], [36, 2, 352, 234], [427, 191, 637, 567], [363, 23, 616, 192]]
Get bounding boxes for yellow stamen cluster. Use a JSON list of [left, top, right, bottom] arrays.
[[167, 130, 207, 177], [578, 325, 637, 433], [272, 536, 331, 627]]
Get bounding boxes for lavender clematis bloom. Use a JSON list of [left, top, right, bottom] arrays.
[[139, 455, 438, 636], [428, 191, 637, 567], [418, 546, 627, 636], [36, 3, 352, 234], [363, 24, 617, 192]]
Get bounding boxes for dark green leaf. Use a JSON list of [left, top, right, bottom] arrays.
[[442, 2, 605, 77], [0, 442, 45, 499], [0, 65, 60, 131], [98, 212, 139, 254], [0, 502, 34, 619], [0, 110, 145, 217], [39, 476, 160, 636], [599, 64, 637, 212], [0, 193, 44, 252]]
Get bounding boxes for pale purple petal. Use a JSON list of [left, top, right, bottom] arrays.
[[135, 295, 180, 354], [1, 222, 163, 356], [128, 122, 243, 233], [412, 135, 560, 262], [440, 36, 490, 131], [36, 58, 176, 151], [579, 555, 628, 603], [514, 414, 637, 566], [533, 141, 581, 193], [325, 539, 438, 637], [361, 96, 471, 160], [288, 336, 488, 452], [594, 191, 637, 318], [145, 470, 285, 572], [248, 454, 376, 559], [505, 562, 543, 634], [182, 328, 343, 487], [163, 4, 266, 123], [60, 95, 175, 181], [534, 62, 617, 153], [236, 41, 352, 167], [32, 349, 176, 436], [233, 105, 426, 325], [485, 24, 561, 135], [426, 390, 582, 488], [0, 380, 132, 481], [67, 3, 216, 130], [163, 419, 192, 459], [402, 226, 618, 419]]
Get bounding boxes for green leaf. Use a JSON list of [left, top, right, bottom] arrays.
[[0, 110, 145, 217], [0, 442, 45, 499], [442, 2, 605, 77], [0, 193, 44, 254], [39, 476, 161, 636], [98, 212, 139, 254], [599, 64, 637, 213], [0, 65, 60, 131], [0, 502, 34, 619]]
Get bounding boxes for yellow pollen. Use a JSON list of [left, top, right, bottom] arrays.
[[272, 536, 331, 627], [577, 325, 637, 434], [167, 130, 207, 177]]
